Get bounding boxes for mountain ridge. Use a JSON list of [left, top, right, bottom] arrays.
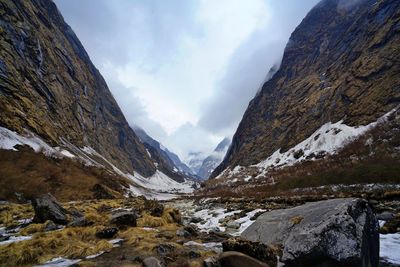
[[0, 0, 156, 177], [212, 0, 400, 178]]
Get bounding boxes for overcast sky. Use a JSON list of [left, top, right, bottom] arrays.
[[55, 0, 320, 161]]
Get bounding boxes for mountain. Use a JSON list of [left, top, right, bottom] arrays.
[[211, 0, 400, 181], [197, 138, 230, 179], [0, 0, 193, 200], [185, 152, 206, 174], [133, 126, 199, 182]]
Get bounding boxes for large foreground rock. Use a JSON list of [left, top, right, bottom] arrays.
[[242, 198, 379, 267], [32, 193, 69, 225]]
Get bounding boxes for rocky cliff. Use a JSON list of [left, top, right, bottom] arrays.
[[0, 0, 155, 176], [212, 0, 400, 178]]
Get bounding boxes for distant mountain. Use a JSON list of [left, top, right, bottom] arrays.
[[197, 138, 230, 179], [185, 151, 206, 174], [133, 126, 199, 182]]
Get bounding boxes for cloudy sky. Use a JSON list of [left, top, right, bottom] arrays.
[[55, 0, 320, 161]]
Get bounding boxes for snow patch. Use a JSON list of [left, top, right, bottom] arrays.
[[233, 209, 266, 235], [380, 233, 400, 264], [35, 257, 81, 267], [127, 171, 194, 194], [218, 109, 396, 180], [0, 126, 74, 158], [0, 235, 32, 246]]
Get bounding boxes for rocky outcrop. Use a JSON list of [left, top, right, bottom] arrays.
[[32, 193, 68, 224], [242, 198, 379, 267], [0, 0, 155, 176], [212, 0, 400, 177]]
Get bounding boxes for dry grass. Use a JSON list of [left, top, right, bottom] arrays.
[[0, 148, 130, 202], [137, 207, 181, 228], [0, 203, 33, 228], [200, 115, 400, 199], [0, 226, 113, 267]]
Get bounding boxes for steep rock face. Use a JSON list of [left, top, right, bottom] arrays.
[[197, 138, 230, 179], [213, 0, 400, 177], [0, 0, 155, 176], [133, 126, 198, 182]]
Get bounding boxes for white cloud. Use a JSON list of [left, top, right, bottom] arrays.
[[55, 0, 319, 159]]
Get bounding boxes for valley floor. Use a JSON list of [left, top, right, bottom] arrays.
[[0, 193, 399, 267]]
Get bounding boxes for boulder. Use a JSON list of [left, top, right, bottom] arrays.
[[222, 238, 277, 267], [226, 221, 240, 229], [176, 229, 190, 238], [380, 214, 400, 234], [184, 224, 199, 237], [149, 202, 164, 217], [218, 251, 269, 267], [0, 235, 10, 242], [153, 243, 175, 256], [242, 198, 379, 267], [43, 220, 58, 231], [96, 227, 118, 239], [142, 256, 162, 267], [190, 217, 203, 223], [32, 193, 69, 225], [92, 184, 118, 199], [68, 217, 93, 227], [110, 211, 137, 227], [203, 257, 220, 267], [376, 211, 395, 221]]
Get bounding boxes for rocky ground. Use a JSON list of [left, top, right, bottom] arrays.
[[0, 193, 399, 267]]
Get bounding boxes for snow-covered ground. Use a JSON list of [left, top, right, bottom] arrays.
[[0, 126, 74, 158], [127, 171, 194, 194], [217, 108, 397, 180], [0, 126, 195, 200], [380, 233, 400, 265]]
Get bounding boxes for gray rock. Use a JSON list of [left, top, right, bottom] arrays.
[[184, 224, 199, 237], [203, 256, 220, 267], [190, 217, 203, 223], [218, 251, 269, 267], [242, 198, 379, 267], [176, 229, 190, 238], [142, 256, 162, 267], [43, 220, 58, 231], [377, 211, 395, 221], [0, 235, 10, 242], [153, 243, 175, 256], [68, 217, 93, 227], [96, 227, 118, 239], [110, 211, 137, 227], [226, 221, 240, 229], [32, 193, 69, 225]]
